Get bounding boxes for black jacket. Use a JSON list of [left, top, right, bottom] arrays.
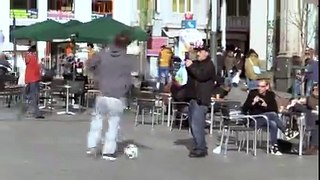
[[184, 58, 216, 106], [242, 90, 278, 115]]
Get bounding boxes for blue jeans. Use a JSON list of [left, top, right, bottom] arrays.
[[293, 79, 303, 98], [305, 109, 319, 147], [305, 80, 316, 97], [246, 78, 258, 90], [224, 71, 233, 86], [87, 96, 125, 154], [254, 112, 286, 145], [158, 67, 169, 84], [188, 100, 208, 151], [25, 81, 41, 117]]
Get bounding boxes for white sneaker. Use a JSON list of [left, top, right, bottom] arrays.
[[73, 104, 80, 109], [86, 148, 96, 155], [270, 144, 282, 156], [102, 154, 117, 161]]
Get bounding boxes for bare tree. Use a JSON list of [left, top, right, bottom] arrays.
[[288, 0, 317, 64]]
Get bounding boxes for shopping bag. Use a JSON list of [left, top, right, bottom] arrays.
[[174, 64, 188, 86], [232, 72, 241, 84]]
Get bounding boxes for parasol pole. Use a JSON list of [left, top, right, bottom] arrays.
[[71, 33, 77, 81], [209, 0, 218, 73]]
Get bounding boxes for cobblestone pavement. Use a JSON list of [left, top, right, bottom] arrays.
[[0, 86, 317, 180]]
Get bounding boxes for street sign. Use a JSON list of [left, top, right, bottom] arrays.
[[181, 20, 196, 29]]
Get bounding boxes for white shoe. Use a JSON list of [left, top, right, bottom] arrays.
[[270, 144, 282, 156], [73, 104, 80, 109], [86, 148, 96, 155]]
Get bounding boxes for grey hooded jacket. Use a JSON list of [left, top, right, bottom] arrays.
[[87, 45, 134, 98]]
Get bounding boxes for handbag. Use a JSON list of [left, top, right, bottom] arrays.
[[248, 58, 261, 74]]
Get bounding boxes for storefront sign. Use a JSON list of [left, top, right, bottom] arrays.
[[10, 9, 38, 19], [147, 37, 168, 50], [181, 20, 196, 29], [91, 13, 112, 19], [47, 10, 74, 20]]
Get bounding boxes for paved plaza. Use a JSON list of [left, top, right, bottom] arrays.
[[0, 87, 318, 180]]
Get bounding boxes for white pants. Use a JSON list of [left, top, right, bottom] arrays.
[[87, 96, 125, 154]]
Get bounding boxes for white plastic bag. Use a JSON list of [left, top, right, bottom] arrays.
[[174, 64, 188, 86], [232, 72, 240, 84]]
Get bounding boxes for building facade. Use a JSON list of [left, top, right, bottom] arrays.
[[1, 0, 318, 63], [0, 0, 114, 57]]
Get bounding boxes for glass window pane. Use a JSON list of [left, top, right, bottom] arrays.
[[11, 0, 27, 9], [172, 0, 178, 12], [238, 0, 249, 16], [106, 1, 112, 13], [154, 0, 158, 12], [226, 0, 236, 16], [187, 0, 191, 12], [48, 0, 59, 10], [137, 0, 141, 10], [179, 0, 185, 13], [47, 0, 73, 11], [61, 0, 73, 11], [30, 0, 37, 9]]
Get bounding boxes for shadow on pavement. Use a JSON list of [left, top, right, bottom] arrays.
[[173, 138, 194, 151]]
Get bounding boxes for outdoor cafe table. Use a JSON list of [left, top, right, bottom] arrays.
[[56, 85, 75, 115]]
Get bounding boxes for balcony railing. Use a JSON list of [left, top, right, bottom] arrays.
[[226, 16, 249, 32]]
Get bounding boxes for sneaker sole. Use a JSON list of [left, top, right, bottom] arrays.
[[270, 151, 283, 156], [285, 132, 300, 141], [102, 156, 117, 161]]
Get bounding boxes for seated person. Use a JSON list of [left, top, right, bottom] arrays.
[[286, 97, 307, 110], [212, 84, 231, 99], [242, 79, 292, 156], [305, 84, 318, 155]]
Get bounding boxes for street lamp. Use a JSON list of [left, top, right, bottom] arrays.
[[13, 13, 18, 73], [210, 0, 218, 72], [0, 30, 4, 51], [70, 33, 78, 81]]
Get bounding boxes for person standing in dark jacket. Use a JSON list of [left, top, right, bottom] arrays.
[[184, 47, 216, 158]]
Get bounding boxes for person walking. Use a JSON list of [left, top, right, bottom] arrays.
[[86, 32, 134, 161], [24, 45, 44, 119], [158, 45, 173, 84]]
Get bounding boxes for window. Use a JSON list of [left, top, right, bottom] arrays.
[[10, 0, 37, 19], [172, 0, 192, 13], [226, 0, 249, 16], [92, 0, 113, 14], [10, 0, 37, 10], [238, 0, 249, 16], [154, 0, 158, 13], [48, 0, 74, 12], [226, 0, 236, 16]]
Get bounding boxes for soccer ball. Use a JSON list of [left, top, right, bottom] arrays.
[[124, 144, 138, 159]]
